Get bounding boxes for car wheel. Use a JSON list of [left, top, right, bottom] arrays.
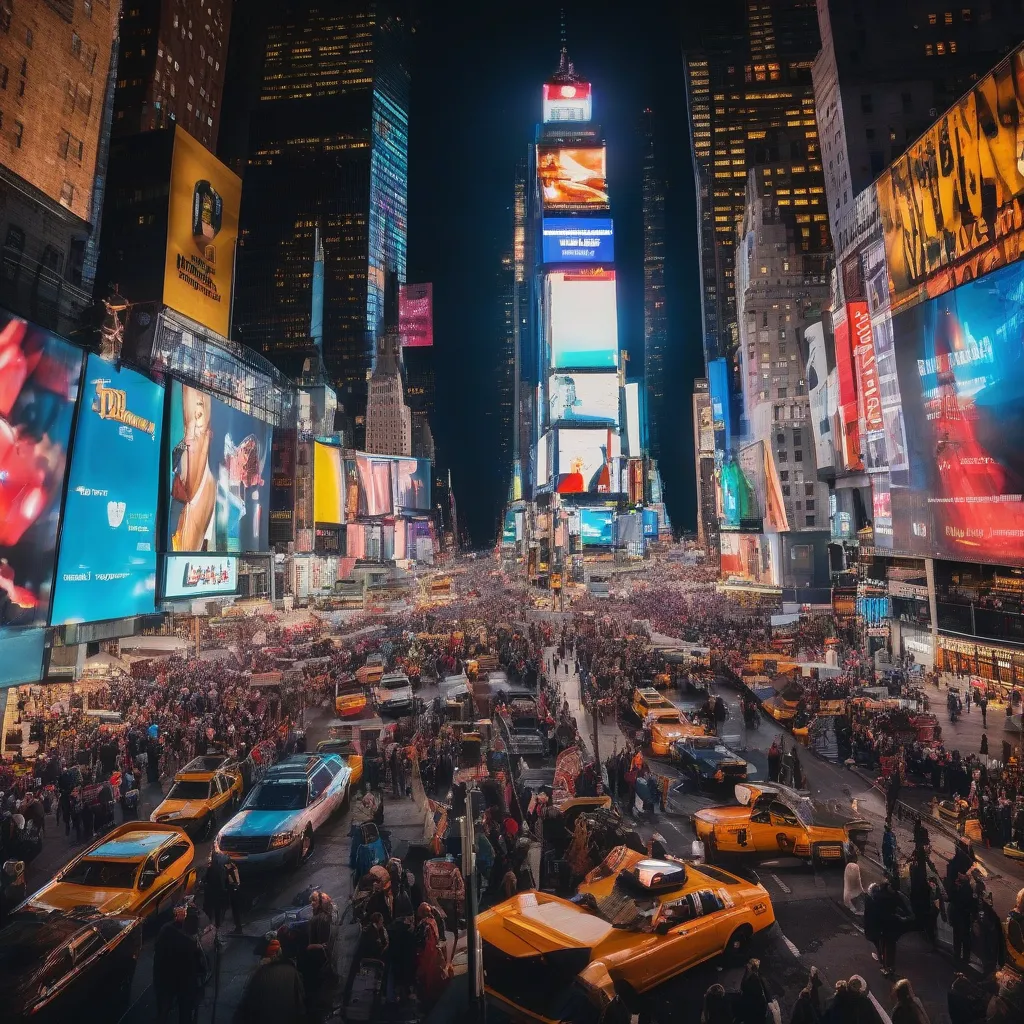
[[199, 814, 214, 842], [299, 826, 314, 863], [725, 925, 753, 964]]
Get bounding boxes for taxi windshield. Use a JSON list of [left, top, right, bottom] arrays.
[[62, 859, 139, 888], [791, 798, 814, 827], [246, 781, 308, 811], [168, 781, 211, 800]]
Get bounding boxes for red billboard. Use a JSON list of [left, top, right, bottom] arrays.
[[850, 302, 882, 433], [399, 283, 433, 348], [833, 305, 862, 472]]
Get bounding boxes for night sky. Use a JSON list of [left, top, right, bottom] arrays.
[[407, 1, 703, 547]]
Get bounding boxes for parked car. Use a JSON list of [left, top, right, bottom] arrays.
[[374, 671, 416, 717], [672, 735, 749, 785], [150, 754, 243, 840], [214, 753, 353, 871], [647, 706, 705, 757]]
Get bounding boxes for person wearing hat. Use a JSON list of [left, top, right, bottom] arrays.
[[233, 931, 306, 1024]]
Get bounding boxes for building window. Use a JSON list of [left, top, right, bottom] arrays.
[[60, 180, 74, 208], [805, 483, 815, 496], [0, 3, 10, 34], [925, 43, 934, 56], [795, 450, 803, 462], [805, 515, 816, 527], [962, 7, 971, 19], [937, 42, 946, 54], [782, 485, 791, 496], [72, 32, 82, 57], [806, 500, 815, 511], [945, 10, 953, 22], [928, 12, 937, 23], [861, 93, 873, 113], [780, 471, 789, 482], [13, 119, 22, 147]]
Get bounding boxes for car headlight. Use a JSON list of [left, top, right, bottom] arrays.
[[269, 831, 298, 849]]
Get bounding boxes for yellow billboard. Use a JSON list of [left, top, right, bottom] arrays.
[[163, 126, 241, 337], [878, 46, 1024, 314]]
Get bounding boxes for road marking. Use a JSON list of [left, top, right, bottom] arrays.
[[782, 934, 801, 958], [868, 991, 893, 1024], [770, 873, 792, 894]]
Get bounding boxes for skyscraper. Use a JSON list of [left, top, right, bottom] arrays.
[[112, 0, 233, 151], [230, 3, 409, 399], [497, 246, 516, 478], [639, 108, 667, 463]]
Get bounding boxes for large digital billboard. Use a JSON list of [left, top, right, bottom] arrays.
[[878, 46, 1024, 314], [313, 441, 347, 526], [548, 269, 618, 369], [549, 372, 618, 425], [624, 380, 642, 457], [390, 457, 431, 511], [580, 507, 613, 546], [163, 554, 238, 598], [556, 428, 620, 495], [833, 304, 863, 472], [542, 218, 614, 264], [891, 257, 1024, 564], [806, 322, 836, 472], [536, 432, 552, 487], [720, 532, 781, 587], [543, 82, 592, 123], [52, 357, 164, 625], [399, 283, 433, 348], [707, 358, 732, 452], [167, 382, 271, 553], [355, 454, 395, 517], [0, 626, 46, 689], [163, 126, 242, 337], [0, 313, 82, 629], [538, 147, 609, 209]]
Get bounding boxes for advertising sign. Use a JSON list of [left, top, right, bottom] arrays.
[[0, 312, 82, 630], [806, 322, 836, 471], [313, 441, 347, 526], [707, 357, 731, 452], [269, 428, 296, 546], [642, 508, 659, 538], [719, 532, 781, 586], [580, 507, 613, 546], [538, 147, 609, 209], [163, 554, 238, 598], [556, 428, 620, 495], [390, 457, 431, 511], [878, 46, 1024, 314], [501, 508, 516, 546], [163, 126, 242, 337], [536, 432, 551, 486], [399, 283, 433, 348], [833, 305, 863, 472], [542, 218, 614, 264], [628, 459, 644, 504], [872, 477, 893, 547], [543, 81, 592, 123], [549, 372, 619, 425], [52, 356, 164, 625], [0, 626, 46, 689], [624, 381, 641, 456], [167, 382, 271, 553], [852, 304, 882, 433], [547, 268, 618, 369], [354, 454, 395, 517]]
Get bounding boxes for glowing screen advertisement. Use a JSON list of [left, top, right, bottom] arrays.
[[399, 282, 433, 348], [891, 257, 1024, 565], [0, 312, 82, 630], [556, 428, 620, 495], [543, 82, 592, 123], [0, 626, 46, 689], [548, 269, 618, 369], [720, 533, 781, 587], [52, 356, 165, 625], [163, 554, 238, 598], [542, 218, 614, 264], [168, 383, 271, 553], [538, 147, 609, 209], [580, 508, 614, 546], [549, 373, 619, 425]]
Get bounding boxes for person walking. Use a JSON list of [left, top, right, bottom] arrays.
[[203, 852, 241, 932], [843, 847, 865, 912], [949, 871, 977, 967], [891, 979, 930, 1024], [233, 939, 306, 1024], [767, 742, 782, 784], [701, 983, 733, 1024], [736, 959, 770, 1024], [154, 907, 206, 1024]]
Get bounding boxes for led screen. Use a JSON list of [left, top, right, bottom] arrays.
[[806, 322, 836, 471], [542, 218, 614, 264], [580, 508, 613, 546], [543, 82, 592, 123], [549, 372, 619, 425], [163, 554, 238, 598], [538, 147, 608, 209], [0, 627, 46, 689], [390, 457, 431, 511], [548, 269, 618, 370], [719, 532, 781, 587], [707, 358, 732, 452], [313, 441, 347, 526], [624, 381, 641, 457], [355, 454, 395, 517], [399, 283, 433, 348], [0, 312, 82, 629], [536, 432, 551, 487], [891, 257, 1024, 564], [556, 428, 620, 495], [52, 356, 165, 625], [642, 508, 659, 538], [168, 383, 271, 552]]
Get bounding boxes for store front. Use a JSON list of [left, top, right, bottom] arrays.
[[937, 634, 1024, 694]]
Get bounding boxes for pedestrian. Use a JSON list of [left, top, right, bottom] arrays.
[[789, 968, 822, 1024], [767, 741, 781, 784], [949, 871, 977, 967], [980, 696, 988, 727], [414, 902, 448, 1011], [891, 979, 930, 1024], [701, 983, 733, 1024], [882, 823, 899, 883], [390, 745, 404, 800], [737, 958, 771, 1024], [386, 893, 416, 1006], [980, 733, 988, 757], [233, 938, 306, 1024], [154, 906, 206, 1024], [843, 847, 865, 912], [976, 890, 1004, 974]]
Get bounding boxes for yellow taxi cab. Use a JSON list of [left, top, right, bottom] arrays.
[[479, 846, 775, 1023], [355, 654, 385, 686], [631, 687, 673, 721], [647, 707, 705, 757], [23, 822, 196, 919], [693, 783, 872, 866], [150, 755, 243, 840], [315, 738, 364, 788]]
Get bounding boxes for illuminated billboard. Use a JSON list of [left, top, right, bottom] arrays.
[[167, 382, 271, 553], [878, 46, 1024, 314], [833, 304, 863, 472], [52, 356, 165, 625], [0, 627, 46, 689], [806, 322, 834, 471], [313, 441, 348, 526], [548, 268, 618, 369], [642, 509, 659, 538], [549, 372, 619, 425], [890, 257, 1024, 564], [556, 428, 620, 495], [707, 358, 731, 452], [719, 532, 781, 587], [0, 312, 82, 630], [313, 446, 425, 520], [851, 305, 882, 434], [536, 432, 552, 487], [355, 454, 395, 517], [542, 218, 614, 264], [538, 147, 609, 209], [163, 126, 242, 338], [390, 457, 431, 511], [580, 508, 613, 546], [163, 554, 238, 598], [543, 81, 592, 123], [399, 283, 433, 348], [624, 381, 641, 457]]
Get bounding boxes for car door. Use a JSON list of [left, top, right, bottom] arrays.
[[142, 842, 192, 915], [212, 773, 233, 819], [747, 796, 778, 852], [308, 766, 333, 828], [768, 800, 802, 855]]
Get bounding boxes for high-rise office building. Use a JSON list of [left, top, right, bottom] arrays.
[[639, 108, 667, 462], [231, 3, 409, 399], [497, 246, 516, 476], [112, 0, 233, 152], [0, 0, 119, 333]]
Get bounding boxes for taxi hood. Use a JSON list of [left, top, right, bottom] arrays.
[[153, 799, 208, 822], [29, 885, 138, 916], [478, 892, 614, 958]]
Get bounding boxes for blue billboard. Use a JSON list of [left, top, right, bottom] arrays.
[[642, 508, 659, 538], [708, 357, 732, 452], [51, 356, 165, 625], [542, 218, 614, 264], [0, 627, 46, 689], [581, 507, 614, 546]]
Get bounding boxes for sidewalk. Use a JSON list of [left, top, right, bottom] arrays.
[[544, 645, 622, 763]]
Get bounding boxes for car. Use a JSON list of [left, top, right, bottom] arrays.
[[314, 739, 364, 788], [693, 783, 873, 866], [214, 753, 352, 870], [672, 735, 750, 785], [22, 822, 196, 919], [150, 754, 244, 839], [647, 706, 705, 757], [630, 686, 673, 721], [479, 847, 776, 1023], [0, 906, 144, 1024], [374, 671, 416, 717]]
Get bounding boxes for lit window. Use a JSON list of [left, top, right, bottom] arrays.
[[937, 42, 946, 54], [928, 13, 937, 23], [944, 11, 953, 22]]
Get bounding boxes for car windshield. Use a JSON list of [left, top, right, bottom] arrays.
[[246, 781, 308, 811], [380, 678, 410, 690], [791, 799, 814, 827], [168, 781, 211, 800], [689, 737, 726, 751], [62, 859, 139, 888]]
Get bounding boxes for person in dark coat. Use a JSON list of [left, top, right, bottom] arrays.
[[386, 893, 416, 1005], [949, 872, 977, 967], [736, 958, 770, 1024], [233, 943, 306, 1024], [976, 890, 1004, 974], [154, 908, 206, 1024]]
